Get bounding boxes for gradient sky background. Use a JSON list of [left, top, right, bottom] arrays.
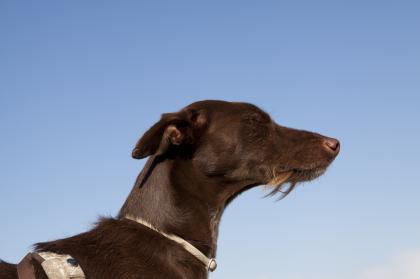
[[1, 1, 419, 279]]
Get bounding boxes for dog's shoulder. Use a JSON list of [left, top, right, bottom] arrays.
[[33, 218, 196, 279]]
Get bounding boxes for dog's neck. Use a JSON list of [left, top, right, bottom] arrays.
[[119, 158, 236, 258]]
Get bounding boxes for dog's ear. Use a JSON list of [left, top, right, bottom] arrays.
[[132, 109, 207, 188], [132, 109, 207, 159]]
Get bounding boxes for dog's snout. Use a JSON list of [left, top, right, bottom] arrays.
[[323, 137, 340, 154]]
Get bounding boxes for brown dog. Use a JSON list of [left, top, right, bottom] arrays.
[[0, 100, 339, 279]]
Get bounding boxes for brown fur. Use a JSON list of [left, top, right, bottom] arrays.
[[0, 100, 339, 279]]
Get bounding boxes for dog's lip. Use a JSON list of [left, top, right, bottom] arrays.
[[266, 164, 329, 186], [291, 164, 329, 173], [290, 166, 328, 182]]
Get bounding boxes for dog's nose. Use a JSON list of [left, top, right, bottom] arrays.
[[323, 137, 340, 154]]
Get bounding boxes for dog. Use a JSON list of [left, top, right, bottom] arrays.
[[0, 100, 339, 279]]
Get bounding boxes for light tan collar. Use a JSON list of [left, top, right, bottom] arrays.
[[124, 215, 217, 272]]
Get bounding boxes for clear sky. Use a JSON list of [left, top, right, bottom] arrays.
[[1, 1, 419, 279]]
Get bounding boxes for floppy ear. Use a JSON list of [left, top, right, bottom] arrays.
[[132, 109, 206, 159], [131, 109, 207, 187]]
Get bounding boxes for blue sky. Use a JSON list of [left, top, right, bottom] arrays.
[[1, 1, 419, 278]]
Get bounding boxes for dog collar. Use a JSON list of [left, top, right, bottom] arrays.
[[124, 215, 217, 272]]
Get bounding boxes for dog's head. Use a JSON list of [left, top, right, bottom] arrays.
[[132, 100, 339, 201]]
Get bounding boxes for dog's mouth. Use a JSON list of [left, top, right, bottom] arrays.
[[265, 166, 328, 200]]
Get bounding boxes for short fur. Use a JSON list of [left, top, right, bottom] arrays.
[[0, 100, 339, 279]]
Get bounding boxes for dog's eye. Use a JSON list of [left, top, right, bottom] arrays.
[[242, 112, 270, 125], [241, 113, 271, 141]]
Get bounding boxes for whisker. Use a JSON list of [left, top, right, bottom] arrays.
[[263, 171, 294, 199], [275, 182, 297, 201]]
